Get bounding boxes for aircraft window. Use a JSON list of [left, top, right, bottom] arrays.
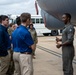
[[31, 18, 35, 24], [40, 18, 44, 23], [36, 18, 39, 23]]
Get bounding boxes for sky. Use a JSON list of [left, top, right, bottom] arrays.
[[0, 0, 41, 15]]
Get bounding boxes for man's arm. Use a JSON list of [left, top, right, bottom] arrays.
[[0, 30, 3, 47], [56, 41, 69, 49], [30, 44, 35, 51], [56, 27, 75, 48]]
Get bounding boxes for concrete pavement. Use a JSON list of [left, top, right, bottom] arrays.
[[33, 35, 76, 75]]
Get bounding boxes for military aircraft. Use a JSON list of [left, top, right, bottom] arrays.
[[35, 0, 76, 30]]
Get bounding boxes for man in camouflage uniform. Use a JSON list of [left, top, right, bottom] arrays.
[[29, 24, 38, 58], [56, 13, 75, 75], [7, 23, 15, 75]]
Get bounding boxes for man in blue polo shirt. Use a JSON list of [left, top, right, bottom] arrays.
[[12, 13, 35, 75], [0, 15, 11, 75]]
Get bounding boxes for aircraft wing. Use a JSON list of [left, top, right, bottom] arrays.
[[37, 0, 76, 29]]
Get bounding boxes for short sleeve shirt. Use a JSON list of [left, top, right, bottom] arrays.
[[12, 25, 34, 53], [62, 24, 75, 45]]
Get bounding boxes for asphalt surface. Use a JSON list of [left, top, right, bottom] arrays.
[[33, 33, 76, 75]]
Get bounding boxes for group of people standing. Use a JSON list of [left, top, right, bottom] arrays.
[[0, 13, 38, 75], [0, 12, 75, 75]]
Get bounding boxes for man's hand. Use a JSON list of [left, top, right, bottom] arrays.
[[56, 42, 62, 48]]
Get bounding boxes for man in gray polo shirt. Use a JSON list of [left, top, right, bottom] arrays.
[[56, 13, 75, 75]]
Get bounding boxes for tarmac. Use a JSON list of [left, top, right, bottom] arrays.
[[33, 32, 76, 75]]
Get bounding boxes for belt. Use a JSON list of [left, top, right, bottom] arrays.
[[20, 52, 32, 55]]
